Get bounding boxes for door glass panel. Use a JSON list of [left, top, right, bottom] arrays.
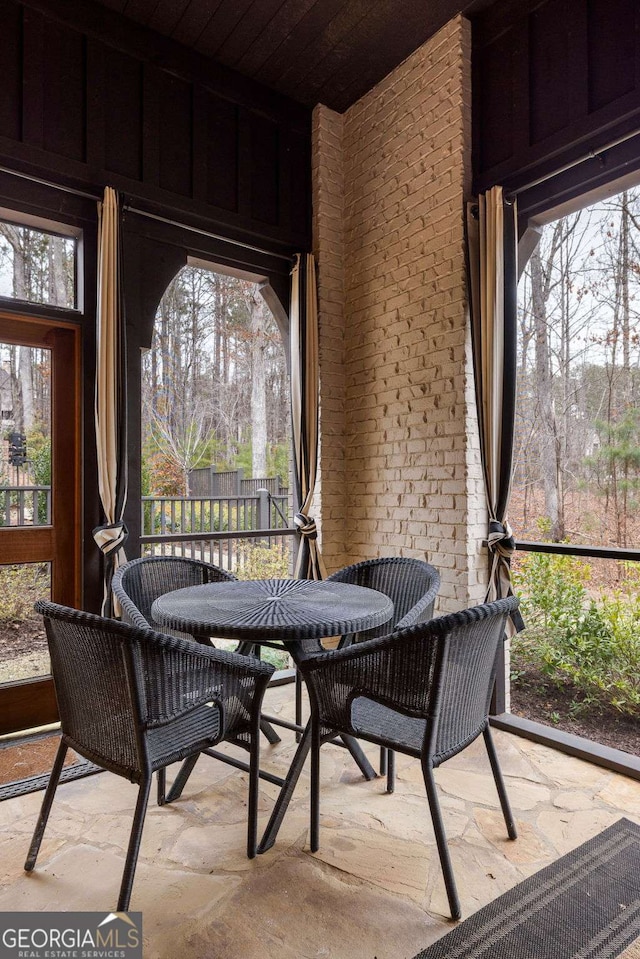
[[0, 562, 51, 681], [0, 343, 51, 527]]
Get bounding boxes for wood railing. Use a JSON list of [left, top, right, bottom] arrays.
[[140, 489, 297, 573], [0, 485, 51, 526]]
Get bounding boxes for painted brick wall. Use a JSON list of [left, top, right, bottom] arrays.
[[312, 16, 488, 611]]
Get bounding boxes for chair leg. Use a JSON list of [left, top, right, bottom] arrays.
[[260, 717, 282, 745], [117, 776, 152, 912], [422, 761, 461, 920], [247, 717, 262, 860], [483, 726, 517, 840], [386, 749, 396, 794], [25, 741, 68, 872], [257, 721, 312, 854], [380, 746, 387, 776], [310, 719, 321, 853], [164, 753, 201, 804], [295, 669, 303, 741], [156, 768, 166, 806]]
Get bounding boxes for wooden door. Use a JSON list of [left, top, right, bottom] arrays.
[[0, 314, 81, 734]]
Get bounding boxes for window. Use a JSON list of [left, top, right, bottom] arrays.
[[509, 185, 640, 757], [0, 217, 77, 309]]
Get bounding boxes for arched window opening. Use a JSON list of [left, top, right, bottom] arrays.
[[140, 263, 294, 608]]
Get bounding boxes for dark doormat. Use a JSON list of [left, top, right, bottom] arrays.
[[0, 732, 101, 801], [413, 818, 640, 959]]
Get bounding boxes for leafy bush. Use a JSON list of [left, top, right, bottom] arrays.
[[235, 542, 291, 581], [512, 553, 640, 715], [0, 563, 49, 621]]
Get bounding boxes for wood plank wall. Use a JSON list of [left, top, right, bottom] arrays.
[[0, 0, 312, 252], [472, 0, 640, 219]]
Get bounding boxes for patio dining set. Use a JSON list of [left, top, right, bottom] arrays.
[[25, 554, 519, 921]]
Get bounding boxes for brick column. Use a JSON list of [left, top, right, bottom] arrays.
[[313, 15, 488, 611]]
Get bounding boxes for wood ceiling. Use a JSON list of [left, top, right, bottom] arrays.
[[91, 0, 492, 113]]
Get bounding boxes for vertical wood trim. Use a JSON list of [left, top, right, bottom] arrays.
[[278, 126, 290, 234], [192, 84, 208, 203], [512, 18, 530, 156], [49, 324, 82, 608], [142, 63, 161, 188], [21, 7, 45, 148], [86, 38, 106, 172], [237, 112, 252, 219]]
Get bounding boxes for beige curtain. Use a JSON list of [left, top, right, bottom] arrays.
[[93, 186, 128, 616], [291, 253, 326, 580], [466, 186, 523, 631]]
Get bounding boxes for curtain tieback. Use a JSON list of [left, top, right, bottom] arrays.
[[93, 521, 129, 556], [294, 512, 318, 540], [487, 519, 515, 558]]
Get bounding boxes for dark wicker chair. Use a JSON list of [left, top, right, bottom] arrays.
[[297, 595, 520, 920], [112, 555, 236, 641], [327, 557, 441, 788], [26, 600, 274, 911], [112, 556, 281, 802]]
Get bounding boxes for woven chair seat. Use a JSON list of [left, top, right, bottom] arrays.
[[146, 703, 223, 770], [350, 698, 425, 755]]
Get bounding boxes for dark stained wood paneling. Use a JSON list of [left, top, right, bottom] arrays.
[[250, 114, 279, 225], [84, 0, 491, 113], [198, 0, 254, 57], [157, 72, 193, 198], [588, 0, 638, 112], [473, 0, 640, 211], [529, 0, 586, 145], [0, 0, 312, 250], [204, 95, 239, 212], [473, 29, 515, 173], [42, 19, 86, 161], [0, 0, 23, 141], [103, 45, 144, 180]]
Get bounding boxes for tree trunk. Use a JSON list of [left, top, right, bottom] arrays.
[[250, 292, 268, 477], [531, 246, 563, 540]]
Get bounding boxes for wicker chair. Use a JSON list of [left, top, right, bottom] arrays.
[[112, 556, 282, 803], [26, 601, 274, 911], [326, 557, 441, 788], [297, 596, 520, 920], [112, 555, 236, 641]]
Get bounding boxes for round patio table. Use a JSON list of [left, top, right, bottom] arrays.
[[151, 577, 394, 851], [151, 576, 393, 647]]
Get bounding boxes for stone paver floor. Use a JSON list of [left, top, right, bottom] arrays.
[[0, 682, 638, 959]]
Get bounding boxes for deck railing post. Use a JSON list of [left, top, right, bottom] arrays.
[[257, 488, 270, 532]]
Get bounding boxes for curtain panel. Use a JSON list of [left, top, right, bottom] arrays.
[[94, 186, 129, 616], [466, 186, 524, 632], [290, 253, 326, 581]]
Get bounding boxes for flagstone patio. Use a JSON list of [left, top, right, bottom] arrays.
[[0, 682, 638, 959]]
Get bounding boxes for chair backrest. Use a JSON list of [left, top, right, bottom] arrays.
[[113, 556, 236, 637], [426, 597, 517, 764], [327, 557, 440, 640], [34, 600, 146, 779]]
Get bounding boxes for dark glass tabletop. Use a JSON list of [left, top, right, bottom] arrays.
[[151, 577, 394, 643]]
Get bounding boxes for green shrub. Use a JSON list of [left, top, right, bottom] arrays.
[[0, 564, 49, 621], [512, 553, 640, 716], [235, 542, 291, 581]]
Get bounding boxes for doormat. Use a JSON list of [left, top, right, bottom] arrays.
[[413, 818, 640, 959], [0, 733, 101, 801]]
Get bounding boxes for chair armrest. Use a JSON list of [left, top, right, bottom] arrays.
[[299, 628, 440, 732], [133, 631, 274, 727], [395, 589, 438, 629]]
